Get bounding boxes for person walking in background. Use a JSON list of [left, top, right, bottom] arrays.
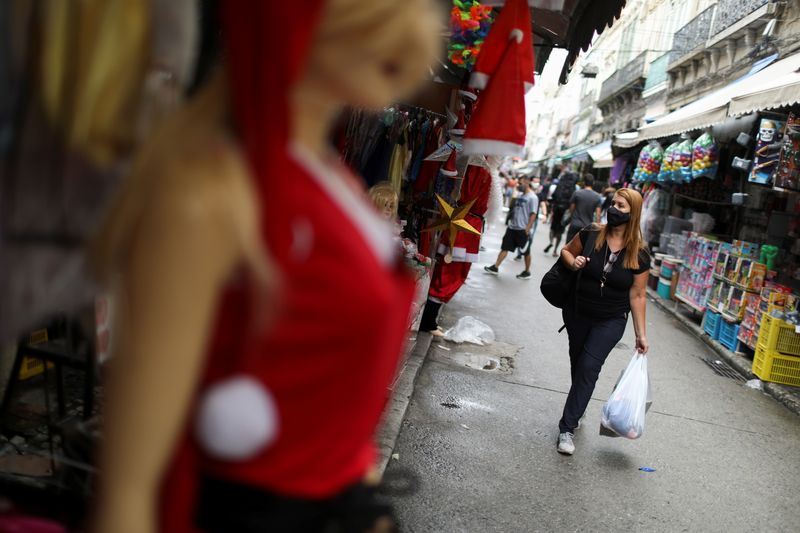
[[565, 174, 603, 243], [485, 176, 538, 280], [544, 168, 578, 257], [555, 188, 650, 455], [600, 185, 618, 223]]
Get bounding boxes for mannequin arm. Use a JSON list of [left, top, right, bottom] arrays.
[[94, 141, 270, 533]]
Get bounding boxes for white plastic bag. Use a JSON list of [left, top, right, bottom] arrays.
[[600, 352, 650, 439], [443, 316, 495, 345]]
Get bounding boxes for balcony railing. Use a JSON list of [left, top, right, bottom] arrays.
[[643, 53, 670, 92], [712, 0, 770, 35], [672, 5, 716, 59], [598, 51, 648, 104]]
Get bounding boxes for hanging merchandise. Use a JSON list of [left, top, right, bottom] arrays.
[[749, 117, 785, 185], [447, 1, 494, 70], [774, 113, 800, 191], [691, 132, 719, 180], [463, 0, 534, 156], [658, 142, 679, 183], [634, 142, 663, 182], [675, 138, 694, 183]]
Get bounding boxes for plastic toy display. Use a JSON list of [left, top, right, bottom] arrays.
[[634, 142, 664, 182], [658, 142, 679, 183], [691, 132, 719, 179], [675, 138, 694, 182], [750, 116, 786, 185], [775, 113, 800, 191]]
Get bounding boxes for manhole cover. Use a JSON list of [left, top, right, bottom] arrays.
[[702, 358, 746, 382]]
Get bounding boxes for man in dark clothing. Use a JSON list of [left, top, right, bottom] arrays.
[[544, 168, 578, 257], [565, 174, 603, 243]]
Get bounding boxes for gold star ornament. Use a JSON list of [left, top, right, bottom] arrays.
[[423, 194, 482, 263]]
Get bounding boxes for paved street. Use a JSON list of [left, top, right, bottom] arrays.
[[387, 215, 800, 533]]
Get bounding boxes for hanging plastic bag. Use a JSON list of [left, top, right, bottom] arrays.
[[691, 132, 719, 179], [600, 352, 651, 439], [443, 316, 495, 345]]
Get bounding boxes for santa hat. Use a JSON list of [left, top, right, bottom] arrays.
[[470, 0, 534, 94], [440, 148, 459, 177], [462, 32, 526, 157], [449, 107, 467, 136]]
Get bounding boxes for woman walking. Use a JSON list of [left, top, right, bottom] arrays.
[[555, 188, 650, 455]]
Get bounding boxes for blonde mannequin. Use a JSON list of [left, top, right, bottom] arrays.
[[92, 1, 441, 532]]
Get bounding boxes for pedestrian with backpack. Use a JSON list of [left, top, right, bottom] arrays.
[[544, 168, 578, 257], [551, 188, 651, 455]]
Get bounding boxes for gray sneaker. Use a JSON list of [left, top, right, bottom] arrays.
[[557, 432, 575, 455]]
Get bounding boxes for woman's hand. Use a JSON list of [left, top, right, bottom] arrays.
[[572, 255, 590, 271], [636, 336, 649, 354]]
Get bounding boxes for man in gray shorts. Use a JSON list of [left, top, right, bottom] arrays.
[[484, 176, 539, 280]]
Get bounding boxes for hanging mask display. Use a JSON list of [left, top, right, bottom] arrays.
[[749, 116, 786, 185]]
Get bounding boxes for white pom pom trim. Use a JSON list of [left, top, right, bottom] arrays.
[[196, 376, 279, 460]]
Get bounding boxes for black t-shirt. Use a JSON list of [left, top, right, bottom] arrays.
[[575, 229, 650, 319]]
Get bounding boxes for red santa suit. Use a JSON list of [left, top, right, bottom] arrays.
[[158, 2, 416, 531], [428, 158, 493, 304]]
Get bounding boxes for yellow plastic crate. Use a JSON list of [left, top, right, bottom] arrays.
[[753, 343, 800, 387], [17, 329, 52, 380], [757, 314, 800, 357]]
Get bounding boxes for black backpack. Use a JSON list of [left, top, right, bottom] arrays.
[[552, 172, 579, 208], [540, 230, 598, 311]]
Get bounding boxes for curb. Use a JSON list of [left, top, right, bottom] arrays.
[[647, 288, 800, 417], [376, 331, 434, 475]]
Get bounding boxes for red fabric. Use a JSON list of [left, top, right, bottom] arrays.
[[470, 0, 534, 91], [158, 2, 416, 531], [464, 33, 527, 155], [428, 261, 472, 303], [448, 163, 492, 258]]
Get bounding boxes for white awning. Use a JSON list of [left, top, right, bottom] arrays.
[[728, 53, 800, 116], [637, 52, 800, 140], [587, 140, 613, 168], [612, 131, 641, 149]]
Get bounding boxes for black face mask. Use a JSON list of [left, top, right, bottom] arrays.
[[606, 206, 631, 227]]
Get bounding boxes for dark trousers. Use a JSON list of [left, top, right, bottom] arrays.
[[419, 299, 443, 332], [196, 476, 396, 533], [559, 307, 627, 434]]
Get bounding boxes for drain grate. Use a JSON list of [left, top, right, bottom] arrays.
[[702, 357, 746, 382]]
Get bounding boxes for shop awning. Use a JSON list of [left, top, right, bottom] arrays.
[[587, 140, 613, 168], [612, 131, 640, 149], [557, 142, 592, 162], [728, 53, 800, 117], [637, 52, 797, 141]]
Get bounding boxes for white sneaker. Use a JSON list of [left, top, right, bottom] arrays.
[[557, 432, 575, 455]]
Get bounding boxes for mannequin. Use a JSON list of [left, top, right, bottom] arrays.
[[91, 1, 441, 532]]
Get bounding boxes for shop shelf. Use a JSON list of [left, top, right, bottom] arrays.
[[703, 310, 722, 340], [718, 321, 740, 352], [757, 314, 800, 357], [753, 344, 800, 387]]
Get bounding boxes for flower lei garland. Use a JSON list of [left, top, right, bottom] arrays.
[[448, 0, 494, 70]]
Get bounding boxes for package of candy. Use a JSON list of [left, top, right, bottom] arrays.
[[675, 139, 694, 182], [634, 142, 663, 182], [658, 142, 678, 183], [691, 132, 719, 179]]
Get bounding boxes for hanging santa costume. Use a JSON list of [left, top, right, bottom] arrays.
[[463, 0, 534, 157], [421, 156, 493, 332], [158, 1, 416, 531]]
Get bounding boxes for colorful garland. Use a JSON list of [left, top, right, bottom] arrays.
[[448, 1, 494, 70]]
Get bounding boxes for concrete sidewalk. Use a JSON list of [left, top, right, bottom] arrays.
[[647, 289, 800, 417], [385, 217, 800, 532]]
